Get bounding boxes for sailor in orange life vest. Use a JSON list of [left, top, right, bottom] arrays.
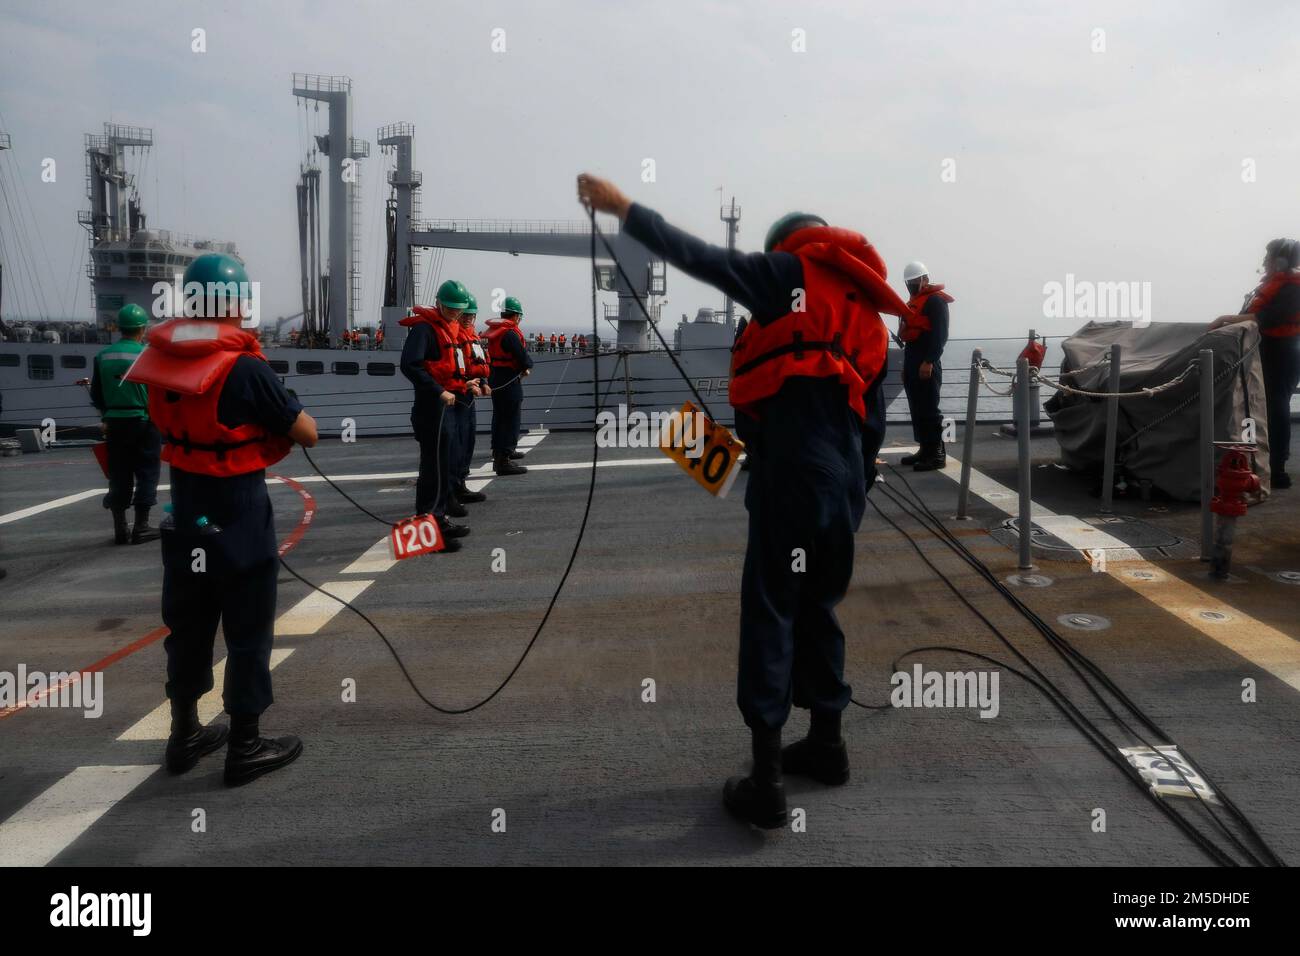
[[123, 253, 318, 786], [485, 296, 533, 475], [399, 280, 476, 545], [451, 293, 491, 504], [1209, 238, 1300, 489], [577, 173, 909, 829], [897, 261, 952, 471]]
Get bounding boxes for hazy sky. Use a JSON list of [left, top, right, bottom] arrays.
[[1, 0, 1297, 340]]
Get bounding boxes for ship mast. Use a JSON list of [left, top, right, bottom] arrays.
[[0, 131, 8, 327], [78, 124, 152, 247], [720, 194, 740, 329]]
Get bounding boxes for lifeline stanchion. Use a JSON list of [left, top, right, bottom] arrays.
[[1015, 356, 1034, 570], [1027, 328, 1042, 431], [1100, 342, 1122, 512], [1200, 348, 1215, 562], [956, 347, 981, 519]]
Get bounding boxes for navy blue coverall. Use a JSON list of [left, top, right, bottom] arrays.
[[624, 203, 886, 731], [489, 328, 533, 457], [1250, 283, 1300, 477], [401, 322, 454, 519], [902, 295, 949, 454], [162, 357, 303, 717]]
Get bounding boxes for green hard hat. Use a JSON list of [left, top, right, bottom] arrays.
[[182, 253, 251, 318], [463, 293, 478, 317], [764, 211, 828, 252], [502, 295, 523, 317], [436, 279, 471, 311], [116, 303, 150, 329]]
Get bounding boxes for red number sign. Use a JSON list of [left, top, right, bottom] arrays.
[[389, 513, 445, 559]]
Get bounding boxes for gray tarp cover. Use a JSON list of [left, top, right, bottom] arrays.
[[1045, 321, 1269, 502]]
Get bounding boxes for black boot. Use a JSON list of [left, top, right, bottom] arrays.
[[723, 726, 788, 829], [439, 519, 470, 539], [112, 509, 129, 545], [900, 451, 921, 466], [494, 456, 527, 476], [131, 506, 160, 544], [456, 483, 487, 504], [508, 451, 526, 460], [164, 699, 229, 774], [782, 709, 850, 786], [1273, 471, 1292, 490], [913, 446, 947, 472], [446, 496, 468, 519], [224, 713, 303, 787]]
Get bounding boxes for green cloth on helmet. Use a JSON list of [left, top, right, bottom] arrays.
[[502, 295, 523, 317], [116, 303, 149, 330], [94, 337, 148, 419], [763, 211, 828, 252], [436, 279, 472, 311]]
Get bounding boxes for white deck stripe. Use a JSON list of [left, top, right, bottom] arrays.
[[0, 765, 157, 867], [341, 537, 396, 574], [116, 649, 296, 742], [936, 453, 1300, 693], [0, 489, 105, 525], [3, 430, 687, 524], [275, 580, 373, 636]]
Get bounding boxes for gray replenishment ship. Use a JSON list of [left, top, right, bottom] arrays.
[[0, 76, 902, 440]]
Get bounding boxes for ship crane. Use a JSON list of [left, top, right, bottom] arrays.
[[292, 74, 368, 348], [375, 123, 665, 353]]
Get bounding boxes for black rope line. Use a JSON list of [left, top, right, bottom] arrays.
[[873, 466, 1282, 866], [273, 216, 605, 715]]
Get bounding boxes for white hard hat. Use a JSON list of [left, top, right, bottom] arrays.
[[903, 261, 929, 282]]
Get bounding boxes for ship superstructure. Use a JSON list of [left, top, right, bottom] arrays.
[[0, 77, 899, 439], [78, 124, 239, 334]]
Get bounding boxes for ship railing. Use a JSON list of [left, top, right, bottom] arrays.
[[376, 122, 415, 144], [101, 123, 153, 147], [292, 73, 352, 94]]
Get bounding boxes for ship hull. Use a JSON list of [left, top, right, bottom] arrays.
[[0, 341, 903, 438]]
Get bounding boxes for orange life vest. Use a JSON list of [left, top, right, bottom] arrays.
[[1247, 272, 1300, 338], [124, 319, 292, 477], [729, 225, 909, 421], [487, 318, 528, 371], [400, 306, 467, 392], [900, 284, 955, 343], [460, 322, 490, 379]]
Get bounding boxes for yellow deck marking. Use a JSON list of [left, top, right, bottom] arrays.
[[931, 455, 1300, 693]]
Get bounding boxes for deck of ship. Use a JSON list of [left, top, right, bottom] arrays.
[[1, 421, 1297, 866]]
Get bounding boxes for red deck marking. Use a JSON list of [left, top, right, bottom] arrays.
[[269, 472, 316, 558], [0, 473, 315, 722]]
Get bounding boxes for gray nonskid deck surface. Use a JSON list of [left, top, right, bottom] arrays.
[[0, 426, 1296, 866]]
